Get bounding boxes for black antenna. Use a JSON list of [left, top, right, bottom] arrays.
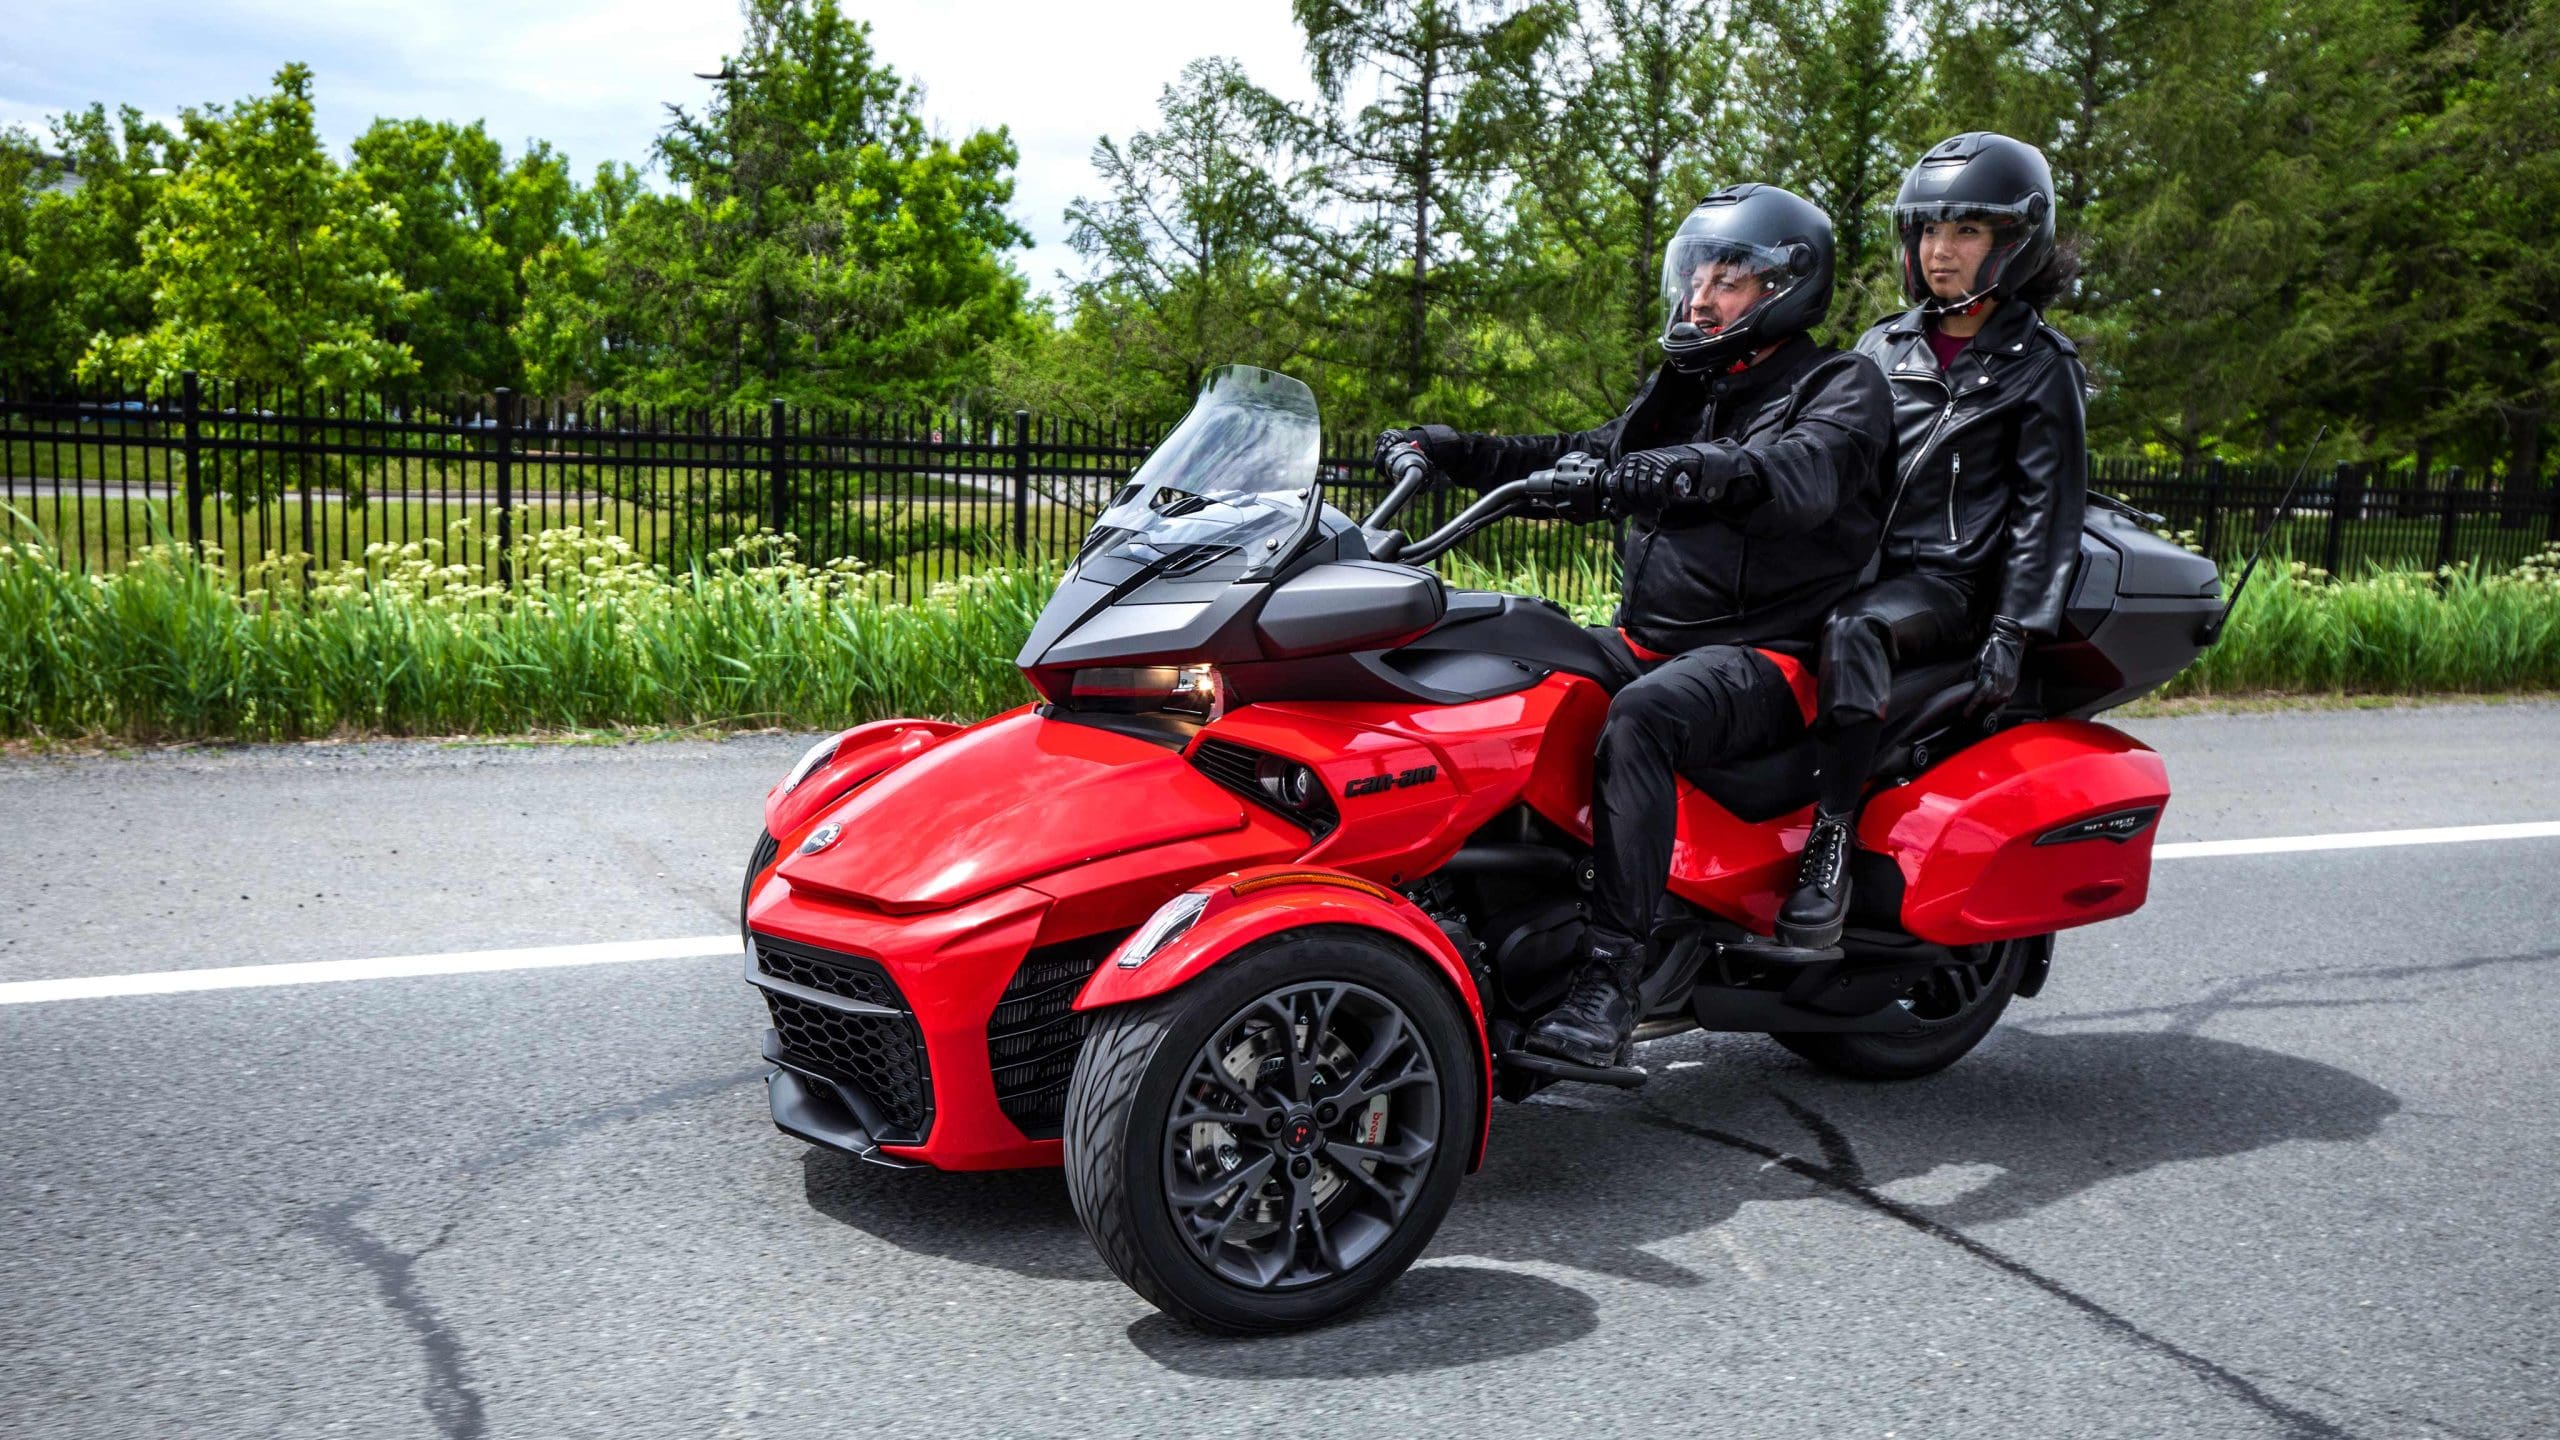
[[2198, 426, 2327, 645]]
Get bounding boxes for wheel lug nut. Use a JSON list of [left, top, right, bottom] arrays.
[[1291, 1156, 1313, 1179], [1262, 1112, 1284, 1135], [1316, 1102, 1338, 1124]]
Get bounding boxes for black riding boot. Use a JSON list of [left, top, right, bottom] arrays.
[[1523, 930, 1644, 1068], [1777, 809, 1856, 950]]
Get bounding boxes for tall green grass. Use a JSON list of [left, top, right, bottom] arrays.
[[0, 521, 1043, 741], [2, 523, 2554, 743]]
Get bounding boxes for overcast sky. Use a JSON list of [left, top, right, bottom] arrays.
[[0, 0, 1326, 299]]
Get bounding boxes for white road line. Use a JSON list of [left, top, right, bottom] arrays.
[[0, 935, 741, 1006], [2153, 819, 2560, 859], [3, 818, 2556, 1007]]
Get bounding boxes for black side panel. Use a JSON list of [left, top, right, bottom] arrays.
[[1383, 649, 1550, 698], [1255, 561, 1446, 658], [2107, 513, 2220, 597], [2038, 513, 2219, 718], [1394, 592, 1639, 692]]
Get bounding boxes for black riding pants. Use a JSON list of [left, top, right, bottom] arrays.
[[1814, 571, 1977, 726], [1588, 643, 1806, 947]]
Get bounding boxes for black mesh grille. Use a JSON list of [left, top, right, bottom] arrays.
[[1190, 738, 1338, 838], [757, 939, 903, 1010], [986, 933, 1127, 1139], [754, 937, 930, 1141]]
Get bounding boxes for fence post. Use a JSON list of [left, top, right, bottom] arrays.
[[768, 397, 789, 538], [2547, 458, 2560, 545], [494, 388, 514, 590], [179, 370, 205, 558], [2200, 458, 2226, 558], [2320, 463, 2353, 576], [2436, 464, 2464, 580], [1011, 409, 1032, 554]]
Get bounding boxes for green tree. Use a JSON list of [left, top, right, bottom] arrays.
[[1034, 57, 1301, 422], [2090, 0, 2416, 459], [1276, 0, 1567, 426], [596, 0, 1031, 407], [352, 119, 582, 391], [78, 63, 414, 396], [0, 106, 189, 383], [1734, 0, 1934, 326], [1495, 0, 1737, 421], [516, 162, 646, 403]]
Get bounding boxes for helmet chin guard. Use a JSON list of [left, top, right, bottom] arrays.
[[1657, 184, 1834, 375]]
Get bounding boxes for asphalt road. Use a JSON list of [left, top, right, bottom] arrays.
[[3, 703, 2556, 1439]]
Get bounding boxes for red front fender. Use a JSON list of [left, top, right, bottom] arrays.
[[763, 717, 967, 842], [1074, 865, 1494, 1169]]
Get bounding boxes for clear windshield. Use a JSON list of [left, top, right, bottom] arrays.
[[1077, 365, 1322, 580]]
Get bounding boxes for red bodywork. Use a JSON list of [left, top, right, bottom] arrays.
[[746, 671, 2170, 1171]]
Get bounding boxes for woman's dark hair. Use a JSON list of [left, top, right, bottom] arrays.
[[2014, 231, 2084, 310]]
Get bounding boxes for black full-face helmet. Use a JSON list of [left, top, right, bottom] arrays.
[[1894, 132, 2057, 312], [1657, 183, 1835, 375]]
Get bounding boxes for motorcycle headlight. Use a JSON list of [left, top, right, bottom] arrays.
[[1118, 890, 1212, 969], [781, 733, 844, 795]]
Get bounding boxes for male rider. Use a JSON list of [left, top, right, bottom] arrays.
[[1376, 183, 1891, 1070]]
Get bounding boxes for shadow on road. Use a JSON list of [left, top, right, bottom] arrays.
[[796, 1025, 2398, 1366], [1125, 1264, 1600, 1376]]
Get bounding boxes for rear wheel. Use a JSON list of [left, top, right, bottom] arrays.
[[1063, 929, 1479, 1334], [1771, 937, 2030, 1080]]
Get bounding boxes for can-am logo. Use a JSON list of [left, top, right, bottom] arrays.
[[798, 821, 843, 856], [1344, 764, 1437, 799]]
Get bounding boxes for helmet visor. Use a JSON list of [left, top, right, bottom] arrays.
[[1894, 197, 2039, 227], [1660, 235, 1805, 342]]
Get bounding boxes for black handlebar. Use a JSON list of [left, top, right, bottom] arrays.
[[1361, 449, 1598, 564], [1395, 480, 1532, 564]]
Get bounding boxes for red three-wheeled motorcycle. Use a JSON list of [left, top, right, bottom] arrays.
[[741, 366, 2217, 1331]]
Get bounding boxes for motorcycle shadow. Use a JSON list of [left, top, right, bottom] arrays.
[[1434, 1025, 2401, 1285], [798, 1025, 2395, 1367], [799, 1152, 1601, 1372]]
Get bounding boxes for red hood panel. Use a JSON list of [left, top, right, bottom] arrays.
[[777, 710, 1246, 911]]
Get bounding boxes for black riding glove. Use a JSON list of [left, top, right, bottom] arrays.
[[1968, 615, 2027, 716], [1373, 428, 1431, 479], [1600, 447, 1727, 518]]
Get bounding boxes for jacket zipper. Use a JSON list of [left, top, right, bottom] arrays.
[[1880, 364, 1952, 536], [1947, 451, 1962, 543]]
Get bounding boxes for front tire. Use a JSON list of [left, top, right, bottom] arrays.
[[1771, 937, 2030, 1080], [1063, 928, 1480, 1334], [741, 830, 779, 948]]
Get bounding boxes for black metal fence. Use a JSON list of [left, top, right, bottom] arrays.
[[4, 376, 2554, 604], [2097, 455, 2560, 577], [0, 375, 1605, 601]]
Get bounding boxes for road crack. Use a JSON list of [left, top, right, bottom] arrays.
[[305, 1199, 486, 1440], [1633, 1097, 2357, 1440]]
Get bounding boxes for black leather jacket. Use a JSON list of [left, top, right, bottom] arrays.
[[1852, 301, 2088, 636], [1421, 334, 1890, 658]]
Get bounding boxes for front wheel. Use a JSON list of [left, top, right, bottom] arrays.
[[1770, 936, 2033, 1081], [1062, 928, 1480, 1334]]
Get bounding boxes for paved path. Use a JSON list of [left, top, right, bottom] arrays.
[[3, 703, 2554, 1438]]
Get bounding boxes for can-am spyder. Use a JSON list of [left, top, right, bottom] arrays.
[[741, 365, 2220, 1333]]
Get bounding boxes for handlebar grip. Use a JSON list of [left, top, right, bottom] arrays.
[[1387, 446, 1432, 487]]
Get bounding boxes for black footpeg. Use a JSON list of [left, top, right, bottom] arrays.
[[1497, 1048, 1648, 1089], [1717, 939, 1845, 968]]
